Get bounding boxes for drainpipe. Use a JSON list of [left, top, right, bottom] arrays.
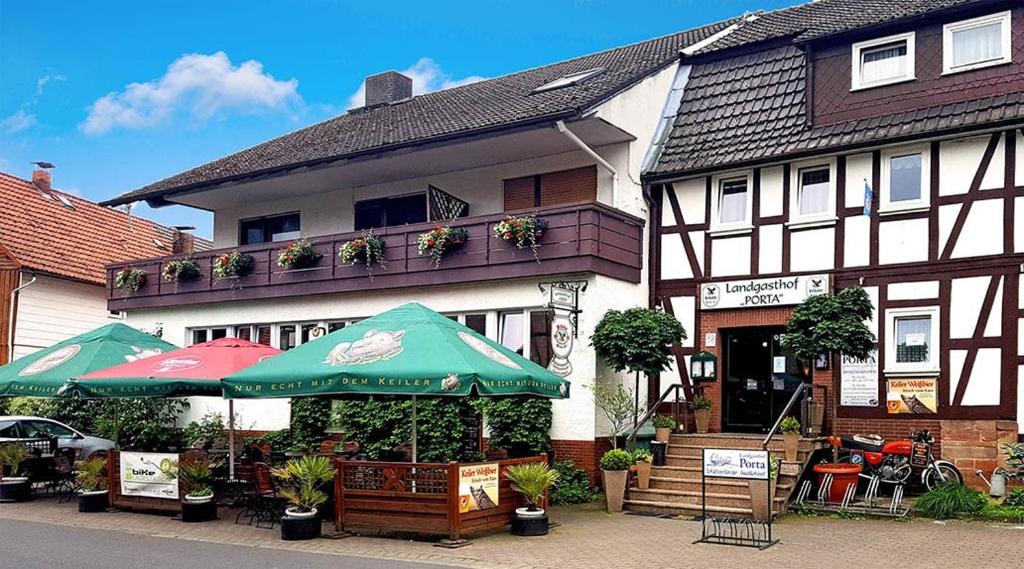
[[7, 271, 37, 363], [555, 120, 618, 200]]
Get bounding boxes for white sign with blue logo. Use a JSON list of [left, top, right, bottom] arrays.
[[702, 448, 770, 480]]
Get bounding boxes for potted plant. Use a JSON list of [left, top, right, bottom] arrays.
[[505, 462, 559, 536], [749, 456, 781, 521], [162, 259, 201, 282], [338, 230, 386, 274], [633, 449, 653, 490], [652, 415, 675, 443], [416, 225, 468, 268], [0, 443, 32, 502], [493, 214, 548, 261], [780, 416, 801, 461], [175, 455, 222, 522], [272, 455, 335, 540], [114, 266, 146, 293], [600, 448, 632, 512], [812, 460, 862, 503], [277, 239, 322, 270], [690, 396, 712, 434], [212, 250, 255, 278], [75, 456, 109, 512]]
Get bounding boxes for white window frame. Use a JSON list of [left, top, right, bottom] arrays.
[[943, 10, 1012, 74], [788, 159, 837, 226], [709, 171, 753, 234], [880, 145, 930, 214], [884, 306, 940, 376], [851, 32, 916, 91]]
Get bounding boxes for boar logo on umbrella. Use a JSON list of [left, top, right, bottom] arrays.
[[324, 330, 405, 365]]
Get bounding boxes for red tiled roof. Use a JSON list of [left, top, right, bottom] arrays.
[[0, 172, 209, 286]]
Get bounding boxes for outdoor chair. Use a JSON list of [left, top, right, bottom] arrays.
[[235, 462, 285, 529], [48, 448, 79, 503]]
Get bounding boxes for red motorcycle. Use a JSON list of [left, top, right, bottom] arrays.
[[828, 430, 963, 491]]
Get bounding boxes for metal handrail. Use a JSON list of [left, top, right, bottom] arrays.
[[762, 382, 812, 450], [625, 383, 689, 446]]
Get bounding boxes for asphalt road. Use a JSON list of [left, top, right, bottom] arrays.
[[0, 519, 455, 569]]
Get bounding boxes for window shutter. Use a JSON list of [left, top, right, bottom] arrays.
[[503, 175, 536, 211], [539, 166, 597, 206]]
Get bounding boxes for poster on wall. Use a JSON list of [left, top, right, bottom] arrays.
[[458, 463, 499, 513], [886, 378, 938, 414], [120, 452, 179, 500], [840, 351, 879, 407]]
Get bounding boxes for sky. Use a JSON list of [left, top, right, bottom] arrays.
[[0, 0, 797, 238]]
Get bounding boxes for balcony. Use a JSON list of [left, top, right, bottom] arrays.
[[106, 202, 644, 310]]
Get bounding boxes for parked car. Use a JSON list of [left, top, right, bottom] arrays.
[[0, 416, 116, 460]]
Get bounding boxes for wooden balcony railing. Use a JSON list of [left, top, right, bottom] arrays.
[[106, 202, 644, 311]]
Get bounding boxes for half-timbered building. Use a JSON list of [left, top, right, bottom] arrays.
[[644, 0, 1023, 487]]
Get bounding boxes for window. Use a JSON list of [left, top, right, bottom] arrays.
[[529, 311, 552, 368], [239, 213, 300, 245], [852, 32, 915, 90], [716, 177, 749, 227], [26, 420, 75, 439], [464, 314, 487, 336], [532, 67, 604, 93], [191, 329, 208, 345], [279, 325, 297, 351], [0, 420, 17, 437], [790, 163, 835, 224], [503, 166, 597, 211], [328, 321, 347, 333], [881, 147, 928, 212], [210, 328, 228, 340], [944, 11, 1012, 74], [354, 194, 427, 230], [499, 311, 526, 355], [884, 307, 940, 374], [235, 326, 252, 341]]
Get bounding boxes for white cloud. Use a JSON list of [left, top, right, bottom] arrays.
[[347, 58, 486, 109], [81, 52, 301, 135], [36, 74, 66, 96], [1, 109, 37, 134]]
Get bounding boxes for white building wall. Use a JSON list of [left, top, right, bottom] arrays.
[[12, 275, 117, 360]]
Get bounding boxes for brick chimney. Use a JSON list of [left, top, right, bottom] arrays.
[[172, 230, 196, 255], [364, 71, 413, 106], [32, 169, 52, 196]]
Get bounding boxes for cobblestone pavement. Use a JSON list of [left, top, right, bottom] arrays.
[[0, 499, 1017, 569]]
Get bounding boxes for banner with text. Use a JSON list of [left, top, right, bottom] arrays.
[[840, 351, 879, 407], [120, 452, 179, 500], [458, 463, 499, 513], [700, 274, 829, 310], [886, 378, 938, 414]]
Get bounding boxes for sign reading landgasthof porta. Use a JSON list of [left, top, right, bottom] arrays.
[[700, 274, 829, 310], [120, 452, 179, 500], [702, 448, 770, 480]]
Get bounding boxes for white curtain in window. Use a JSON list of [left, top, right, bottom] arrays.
[[895, 316, 931, 364], [799, 170, 830, 215], [499, 312, 525, 355], [890, 154, 922, 202], [952, 22, 1002, 67], [719, 181, 747, 224], [861, 42, 907, 84]]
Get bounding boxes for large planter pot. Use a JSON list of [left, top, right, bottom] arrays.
[[511, 507, 549, 536], [654, 427, 671, 443], [813, 463, 862, 503], [602, 469, 628, 512], [748, 478, 778, 521], [694, 408, 712, 434], [807, 401, 825, 435], [181, 497, 217, 523], [783, 432, 800, 462], [635, 461, 652, 490], [281, 508, 321, 541], [78, 489, 108, 512], [0, 478, 31, 503]]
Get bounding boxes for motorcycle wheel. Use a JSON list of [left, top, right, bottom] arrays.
[[923, 463, 963, 491]]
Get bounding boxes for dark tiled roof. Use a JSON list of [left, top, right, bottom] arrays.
[[105, 19, 735, 207], [698, 0, 981, 54]]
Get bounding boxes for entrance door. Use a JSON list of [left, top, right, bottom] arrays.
[[722, 327, 807, 433]]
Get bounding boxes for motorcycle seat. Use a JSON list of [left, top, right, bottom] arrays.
[[843, 435, 884, 452]]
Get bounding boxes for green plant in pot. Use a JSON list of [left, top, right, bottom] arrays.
[[272, 455, 335, 541], [690, 396, 712, 434], [0, 443, 32, 502], [75, 456, 109, 512], [505, 462, 559, 536], [600, 448, 633, 513], [176, 455, 221, 504], [652, 415, 675, 443], [633, 449, 653, 490], [780, 416, 801, 461]]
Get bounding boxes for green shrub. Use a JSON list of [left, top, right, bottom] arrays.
[[0, 397, 11, 415], [331, 397, 471, 462], [689, 396, 712, 410], [651, 415, 675, 429], [633, 449, 652, 463], [780, 416, 801, 434], [183, 413, 225, 449], [289, 397, 332, 452], [1003, 487, 1024, 507], [915, 482, 988, 519], [550, 460, 594, 505], [480, 397, 552, 457], [600, 448, 633, 471]]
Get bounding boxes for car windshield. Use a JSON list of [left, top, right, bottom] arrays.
[[0, 420, 17, 437]]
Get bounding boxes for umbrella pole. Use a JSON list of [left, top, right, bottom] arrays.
[[411, 395, 417, 463], [228, 400, 236, 480]]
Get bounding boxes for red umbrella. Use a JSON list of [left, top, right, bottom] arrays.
[[73, 337, 282, 478]]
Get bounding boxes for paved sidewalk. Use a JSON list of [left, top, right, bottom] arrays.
[[0, 499, 1018, 569]]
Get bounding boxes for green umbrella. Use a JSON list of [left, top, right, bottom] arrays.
[[0, 323, 177, 397], [224, 302, 569, 461]]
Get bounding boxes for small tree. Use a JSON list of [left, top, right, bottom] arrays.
[[781, 286, 875, 461], [591, 307, 686, 426], [591, 383, 635, 449]]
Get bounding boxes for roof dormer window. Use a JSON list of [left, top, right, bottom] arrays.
[[943, 11, 1012, 74], [532, 67, 604, 94], [851, 32, 915, 91]]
